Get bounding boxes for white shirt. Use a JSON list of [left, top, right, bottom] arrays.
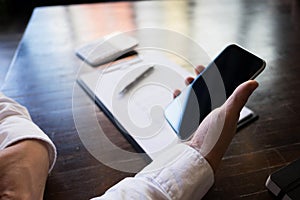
[[0, 93, 214, 199]]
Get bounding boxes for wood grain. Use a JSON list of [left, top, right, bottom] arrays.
[[2, 0, 300, 199]]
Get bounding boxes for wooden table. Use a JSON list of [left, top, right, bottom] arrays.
[[2, 0, 300, 199]]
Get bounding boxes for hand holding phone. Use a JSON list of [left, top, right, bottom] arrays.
[[188, 80, 259, 172], [164, 44, 266, 140]]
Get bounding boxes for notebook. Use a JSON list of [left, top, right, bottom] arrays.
[[77, 52, 258, 160]]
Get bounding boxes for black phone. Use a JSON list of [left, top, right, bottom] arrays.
[[164, 44, 266, 140]]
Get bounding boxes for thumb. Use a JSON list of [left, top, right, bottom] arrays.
[[225, 80, 259, 116]]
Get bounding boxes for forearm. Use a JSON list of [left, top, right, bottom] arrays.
[[0, 140, 49, 200], [0, 93, 57, 199], [0, 93, 56, 172]]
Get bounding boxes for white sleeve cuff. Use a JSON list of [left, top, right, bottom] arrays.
[[136, 143, 214, 199], [91, 144, 214, 200]]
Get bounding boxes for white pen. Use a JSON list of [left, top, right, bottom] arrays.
[[119, 65, 155, 96]]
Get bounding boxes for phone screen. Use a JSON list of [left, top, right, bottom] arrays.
[[164, 44, 265, 140]]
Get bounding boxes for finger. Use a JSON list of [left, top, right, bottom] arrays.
[[225, 80, 259, 116], [185, 77, 194, 85], [195, 65, 205, 75], [173, 89, 181, 98]]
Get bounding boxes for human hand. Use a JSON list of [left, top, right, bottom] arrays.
[[0, 140, 50, 200], [174, 66, 258, 173], [173, 65, 205, 98]]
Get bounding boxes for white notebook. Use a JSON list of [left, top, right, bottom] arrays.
[[78, 52, 257, 160]]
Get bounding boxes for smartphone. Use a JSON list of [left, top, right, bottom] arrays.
[[164, 44, 266, 140]]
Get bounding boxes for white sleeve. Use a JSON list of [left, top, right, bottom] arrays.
[[0, 93, 57, 172], [91, 143, 214, 200]]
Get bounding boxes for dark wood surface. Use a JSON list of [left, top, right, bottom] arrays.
[[2, 0, 300, 199]]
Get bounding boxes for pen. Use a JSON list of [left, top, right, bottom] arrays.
[[119, 65, 155, 96]]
